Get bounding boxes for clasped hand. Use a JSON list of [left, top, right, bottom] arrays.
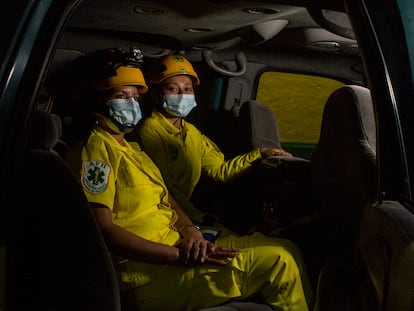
[[178, 228, 238, 266]]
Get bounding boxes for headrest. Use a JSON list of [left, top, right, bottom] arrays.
[[44, 49, 85, 96], [45, 49, 84, 86], [28, 110, 61, 151], [319, 85, 376, 152], [239, 100, 281, 149]]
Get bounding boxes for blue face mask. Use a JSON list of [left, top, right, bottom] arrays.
[[106, 97, 142, 132], [162, 94, 197, 117]]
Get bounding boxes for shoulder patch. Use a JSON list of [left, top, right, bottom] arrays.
[[81, 160, 110, 194]]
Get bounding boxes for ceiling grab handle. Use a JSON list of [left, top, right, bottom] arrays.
[[202, 50, 247, 77]]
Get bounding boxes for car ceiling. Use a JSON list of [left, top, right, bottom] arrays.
[[60, 0, 358, 60]]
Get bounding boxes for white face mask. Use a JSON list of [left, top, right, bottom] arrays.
[[162, 94, 197, 117], [106, 97, 142, 132]]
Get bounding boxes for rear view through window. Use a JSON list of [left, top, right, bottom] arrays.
[[256, 72, 344, 158]]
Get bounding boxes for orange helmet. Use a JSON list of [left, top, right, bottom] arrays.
[[92, 65, 148, 93], [150, 54, 200, 85]]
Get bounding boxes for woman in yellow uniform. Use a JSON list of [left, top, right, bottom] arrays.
[[76, 48, 309, 311], [135, 55, 313, 305], [136, 54, 292, 225]]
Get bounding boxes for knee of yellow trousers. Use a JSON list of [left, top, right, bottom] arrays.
[[247, 247, 308, 311], [217, 233, 305, 276], [242, 245, 303, 295], [250, 245, 299, 272]]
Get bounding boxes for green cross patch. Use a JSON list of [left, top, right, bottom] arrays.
[[82, 160, 110, 193]]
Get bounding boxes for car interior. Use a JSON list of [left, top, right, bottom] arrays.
[[3, 0, 414, 310]]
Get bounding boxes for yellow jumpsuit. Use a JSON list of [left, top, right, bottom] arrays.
[[80, 127, 309, 311], [138, 111, 262, 224], [137, 111, 313, 305]]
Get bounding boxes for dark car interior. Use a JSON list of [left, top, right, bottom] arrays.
[[3, 0, 414, 310]]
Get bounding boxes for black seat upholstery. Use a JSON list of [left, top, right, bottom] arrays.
[[238, 99, 317, 247], [316, 202, 414, 310], [192, 100, 283, 234], [27, 109, 61, 152], [358, 201, 414, 310], [310, 85, 377, 310], [213, 100, 281, 158], [213, 100, 286, 233], [310, 85, 377, 252], [7, 110, 121, 310], [238, 100, 282, 151]]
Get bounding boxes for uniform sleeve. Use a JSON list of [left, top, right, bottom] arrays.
[[80, 138, 117, 210], [200, 135, 262, 182], [139, 122, 205, 224]]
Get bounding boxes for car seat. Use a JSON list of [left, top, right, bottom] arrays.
[[238, 99, 282, 150], [310, 84, 377, 253], [234, 100, 317, 236], [192, 101, 279, 234], [310, 85, 377, 310], [357, 201, 414, 310], [191, 100, 282, 234], [6, 109, 121, 310]]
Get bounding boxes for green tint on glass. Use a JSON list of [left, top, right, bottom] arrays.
[[256, 72, 344, 158], [398, 0, 414, 84]]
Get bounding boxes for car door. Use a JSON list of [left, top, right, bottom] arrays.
[[345, 0, 414, 310], [1, 1, 121, 310], [0, 1, 60, 308]]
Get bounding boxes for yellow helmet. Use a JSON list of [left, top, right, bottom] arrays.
[[150, 55, 200, 85], [92, 65, 148, 93]]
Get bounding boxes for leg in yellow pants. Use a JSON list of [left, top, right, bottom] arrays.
[[215, 231, 313, 308], [123, 239, 309, 311]]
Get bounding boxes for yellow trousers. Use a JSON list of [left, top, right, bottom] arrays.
[[123, 233, 309, 311]]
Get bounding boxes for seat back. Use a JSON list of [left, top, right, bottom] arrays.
[[27, 109, 60, 152], [27, 109, 69, 155], [192, 100, 283, 233], [310, 85, 377, 251], [237, 100, 317, 235], [7, 110, 121, 310], [214, 100, 281, 158], [238, 100, 281, 150], [358, 201, 414, 310]]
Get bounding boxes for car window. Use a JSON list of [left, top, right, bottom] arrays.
[[256, 71, 344, 159], [397, 0, 414, 194], [398, 0, 414, 79]]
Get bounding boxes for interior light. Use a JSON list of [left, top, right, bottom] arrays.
[[133, 6, 167, 15], [185, 27, 215, 33], [243, 7, 280, 15]]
